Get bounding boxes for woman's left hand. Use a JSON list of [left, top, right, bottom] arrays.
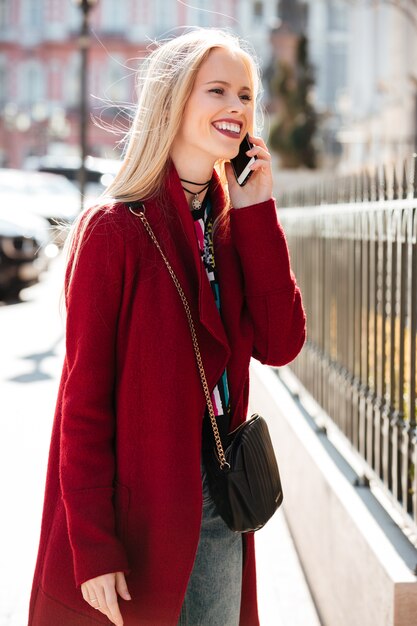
[[225, 135, 273, 209]]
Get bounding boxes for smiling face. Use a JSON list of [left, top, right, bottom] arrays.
[[170, 47, 255, 174]]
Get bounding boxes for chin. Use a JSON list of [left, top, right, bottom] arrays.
[[214, 147, 240, 161], [208, 137, 240, 161]]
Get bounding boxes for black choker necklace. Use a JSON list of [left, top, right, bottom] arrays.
[[180, 177, 211, 211], [180, 177, 211, 186]]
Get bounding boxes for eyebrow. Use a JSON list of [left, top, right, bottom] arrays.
[[204, 80, 252, 92]]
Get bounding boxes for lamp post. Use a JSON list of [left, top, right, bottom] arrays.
[[73, 0, 98, 213]]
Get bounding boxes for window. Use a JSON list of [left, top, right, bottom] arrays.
[[326, 42, 347, 105], [68, 2, 81, 30], [154, 0, 176, 33], [21, 0, 43, 29], [101, 0, 127, 33], [19, 60, 45, 105], [196, 0, 211, 27], [0, 0, 10, 30], [253, 1, 264, 20], [101, 56, 128, 103], [49, 0, 61, 21], [66, 54, 81, 107], [0, 55, 7, 105], [49, 60, 62, 103], [328, 2, 348, 32]]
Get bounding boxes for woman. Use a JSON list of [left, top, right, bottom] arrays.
[[28, 28, 306, 626]]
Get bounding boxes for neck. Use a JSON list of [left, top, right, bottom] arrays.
[[169, 145, 215, 209]]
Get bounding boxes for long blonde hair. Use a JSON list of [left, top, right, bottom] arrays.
[[62, 28, 262, 307]]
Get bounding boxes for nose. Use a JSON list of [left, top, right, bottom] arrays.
[[226, 93, 245, 114]]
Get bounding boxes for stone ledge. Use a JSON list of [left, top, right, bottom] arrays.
[[249, 360, 417, 626]]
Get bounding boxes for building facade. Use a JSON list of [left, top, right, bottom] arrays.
[[305, 0, 417, 170], [0, 0, 280, 168], [341, 0, 417, 169]]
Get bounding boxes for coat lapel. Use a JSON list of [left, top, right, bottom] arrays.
[[162, 161, 232, 357], [147, 164, 231, 388]]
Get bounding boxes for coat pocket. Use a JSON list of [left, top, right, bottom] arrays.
[[113, 480, 130, 544], [39, 497, 110, 624], [32, 585, 110, 625]]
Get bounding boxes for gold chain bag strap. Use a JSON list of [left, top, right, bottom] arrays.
[[128, 201, 283, 532]]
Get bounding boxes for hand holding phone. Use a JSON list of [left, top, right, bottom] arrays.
[[230, 133, 257, 186], [226, 134, 273, 209]]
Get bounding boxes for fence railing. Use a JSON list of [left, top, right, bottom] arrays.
[[278, 155, 417, 528]]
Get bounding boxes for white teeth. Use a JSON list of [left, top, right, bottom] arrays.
[[214, 122, 241, 134]]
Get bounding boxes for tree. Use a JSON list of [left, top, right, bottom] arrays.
[[268, 34, 318, 169]]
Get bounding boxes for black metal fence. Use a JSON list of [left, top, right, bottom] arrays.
[[278, 155, 417, 526]]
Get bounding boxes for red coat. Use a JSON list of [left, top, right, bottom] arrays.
[[28, 161, 306, 625]]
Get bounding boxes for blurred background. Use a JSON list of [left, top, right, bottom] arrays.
[[0, 0, 417, 300], [1, 0, 417, 299], [2, 0, 417, 171], [2, 1, 417, 171], [1, 2, 417, 626]]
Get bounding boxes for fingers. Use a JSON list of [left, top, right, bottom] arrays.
[[247, 134, 270, 152], [247, 134, 268, 148], [104, 583, 125, 626], [95, 587, 113, 621], [224, 161, 239, 187], [248, 158, 270, 173], [246, 137, 271, 163], [83, 582, 112, 621], [81, 583, 100, 609], [115, 571, 132, 601], [81, 573, 127, 626]]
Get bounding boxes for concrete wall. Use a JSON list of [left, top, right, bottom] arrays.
[[249, 360, 417, 626]]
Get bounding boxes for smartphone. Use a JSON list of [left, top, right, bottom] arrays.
[[230, 133, 257, 186]]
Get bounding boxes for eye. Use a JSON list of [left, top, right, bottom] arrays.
[[209, 88, 224, 95], [240, 94, 252, 102]]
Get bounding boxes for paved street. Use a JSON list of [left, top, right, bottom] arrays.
[[0, 253, 320, 626], [0, 254, 66, 626]]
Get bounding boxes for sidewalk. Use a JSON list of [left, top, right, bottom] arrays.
[[255, 507, 321, 626], [249, 403, 322, 626]]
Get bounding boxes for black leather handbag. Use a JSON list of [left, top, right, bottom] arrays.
[[203, 413, 283, 532], [128, 202, 284, 533]]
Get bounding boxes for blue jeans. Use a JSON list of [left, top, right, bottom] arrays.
[[177, 462, 243, 626]]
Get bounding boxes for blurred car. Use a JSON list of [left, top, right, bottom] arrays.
[[0, 200, 57, 300], [23, 154, 120, 203], [0, 168, 80, 246]]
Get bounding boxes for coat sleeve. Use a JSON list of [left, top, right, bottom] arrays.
[[229, 198, 306, 366], [59, 208, 131, 588]]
